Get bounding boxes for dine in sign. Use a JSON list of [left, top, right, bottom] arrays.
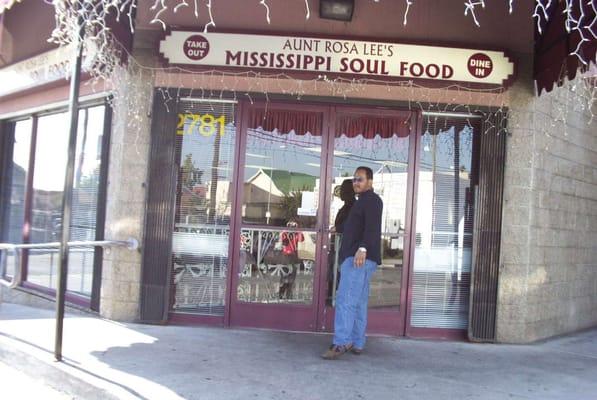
[[160, 31, 515, 87]]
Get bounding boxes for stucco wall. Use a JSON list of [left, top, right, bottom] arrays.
[[99, 49, 156, 321], [497, 61, 597, 343]]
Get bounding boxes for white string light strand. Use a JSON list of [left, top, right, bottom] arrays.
[[47, 0, 595, 113], [118, 0, 136, 33], [260, 0, 271, 24], [463, 0, 486, 27], [173, 0, 189, 13], [403, 0, 414, 26], [589, 0, 597, 39], [204, 0, 215, 32], [569, 0, 590, 64], [532, 0, 551, 34], [149, 0, 168, 30]]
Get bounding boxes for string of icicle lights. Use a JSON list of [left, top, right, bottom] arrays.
[[45, 0, 595, 147], [49, 0, 596, 68]]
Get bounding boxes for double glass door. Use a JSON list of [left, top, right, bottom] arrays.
[[229, 103, 417, 335]]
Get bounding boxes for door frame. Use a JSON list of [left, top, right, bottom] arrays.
[[226, 99, 421, 335], [227, 101, 333, 331], [315, 105, 421, 336]]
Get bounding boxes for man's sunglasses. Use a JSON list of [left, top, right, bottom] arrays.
[[352, 176, 366, 183]]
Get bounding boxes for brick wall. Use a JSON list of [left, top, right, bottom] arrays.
[[497, 59, 597, 343], [99, 49, 156, 321]]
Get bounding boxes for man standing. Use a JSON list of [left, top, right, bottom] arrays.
[[322, 166, 383, 360]]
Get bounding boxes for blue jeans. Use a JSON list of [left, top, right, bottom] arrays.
[[333, 256, 377, 349]]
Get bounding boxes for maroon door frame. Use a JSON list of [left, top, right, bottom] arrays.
[[227, 101, 332, 331], [223, 100, 421, 336], [163, 96, 471, 339], [315, 106, 420, 337], [403, 114, 469, 341]]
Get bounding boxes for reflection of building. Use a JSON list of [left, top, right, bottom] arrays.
[[243, 169, 317, 224], [415, 171, 471, 249], [4, 163, 26, 243], [31, 190, 63, 243]]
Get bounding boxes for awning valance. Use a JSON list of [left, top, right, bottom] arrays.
[[534, 1, 597, 95], [248, 108, 413, 138], [249, 109, 323, 136]]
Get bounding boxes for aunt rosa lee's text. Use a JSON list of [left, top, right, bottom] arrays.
[[221, 38, 455, 79]]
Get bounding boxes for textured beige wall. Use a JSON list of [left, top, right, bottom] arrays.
[[99, 49, 156, 321], [497, 58, 597, 343]]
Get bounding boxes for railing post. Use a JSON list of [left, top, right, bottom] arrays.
[[55, 12, 85, 362]]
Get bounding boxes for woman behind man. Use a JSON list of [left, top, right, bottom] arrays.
[[333, 179, 356, 233], [328, 179, 356, 304]]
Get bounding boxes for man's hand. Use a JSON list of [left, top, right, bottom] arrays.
[[354, 249, 366, 268]]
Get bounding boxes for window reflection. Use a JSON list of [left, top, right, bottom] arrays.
[[242, 127, 321, 228], [3, 119, 32, 278], [27, 112, 69, 290], [22, 108, 106, 296], [327, 113, 412, 310], [238, 108, 324, 304], [238, 228, 316, 304], [69, 106, 105, 295], [411, 119, 476, 329], [171, 101, 237, 315]]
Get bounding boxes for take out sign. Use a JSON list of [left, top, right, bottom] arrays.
[[160, 31, 515, 87]]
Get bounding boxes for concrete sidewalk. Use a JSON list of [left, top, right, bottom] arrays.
[[0, 303, 596, 400]]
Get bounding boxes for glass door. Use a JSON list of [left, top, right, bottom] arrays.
[[317, 107, 418, 336], [229, 103, 330, 331], [169, 99, 237, 317]]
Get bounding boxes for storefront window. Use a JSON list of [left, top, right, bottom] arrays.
[[170, 100, 236, 315], [241, 109, 322, 229], [327, 112, 412, 309], [411, 116, 476, 329], [1, 119, 32, 278], [27, 112, 69, 290], [1, 105, 108, 298], [237, 107, 324, 304], [69, 106, 105, 295]]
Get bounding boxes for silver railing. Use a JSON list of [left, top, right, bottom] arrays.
[[0, 238, 139, 289]]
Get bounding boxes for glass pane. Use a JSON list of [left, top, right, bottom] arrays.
[[27, 112, 69, 289], [3, 119, 32, 278], [241, 110, 323, 228], [237, 228, 316, 304], [67, 106, 105, 296], [327, 113, 412, 309], [411, 118, 475, 329], [237, 108, 324, 305], [171, 100, 236, 315]]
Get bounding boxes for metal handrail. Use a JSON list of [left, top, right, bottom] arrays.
[[0, 238, 139, 289]]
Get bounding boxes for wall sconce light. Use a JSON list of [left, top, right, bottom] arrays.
[[319, 0, 354, 21]]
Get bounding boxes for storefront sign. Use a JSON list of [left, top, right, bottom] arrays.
[[0, 44, 86, 98], [160, 31, 515, 87]]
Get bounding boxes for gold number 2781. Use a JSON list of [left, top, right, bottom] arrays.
[[176, 113, 226, 137]]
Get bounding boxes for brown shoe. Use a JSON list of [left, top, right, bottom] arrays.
[[321, 344, 351, 360], [351, 347, 363, 355]]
